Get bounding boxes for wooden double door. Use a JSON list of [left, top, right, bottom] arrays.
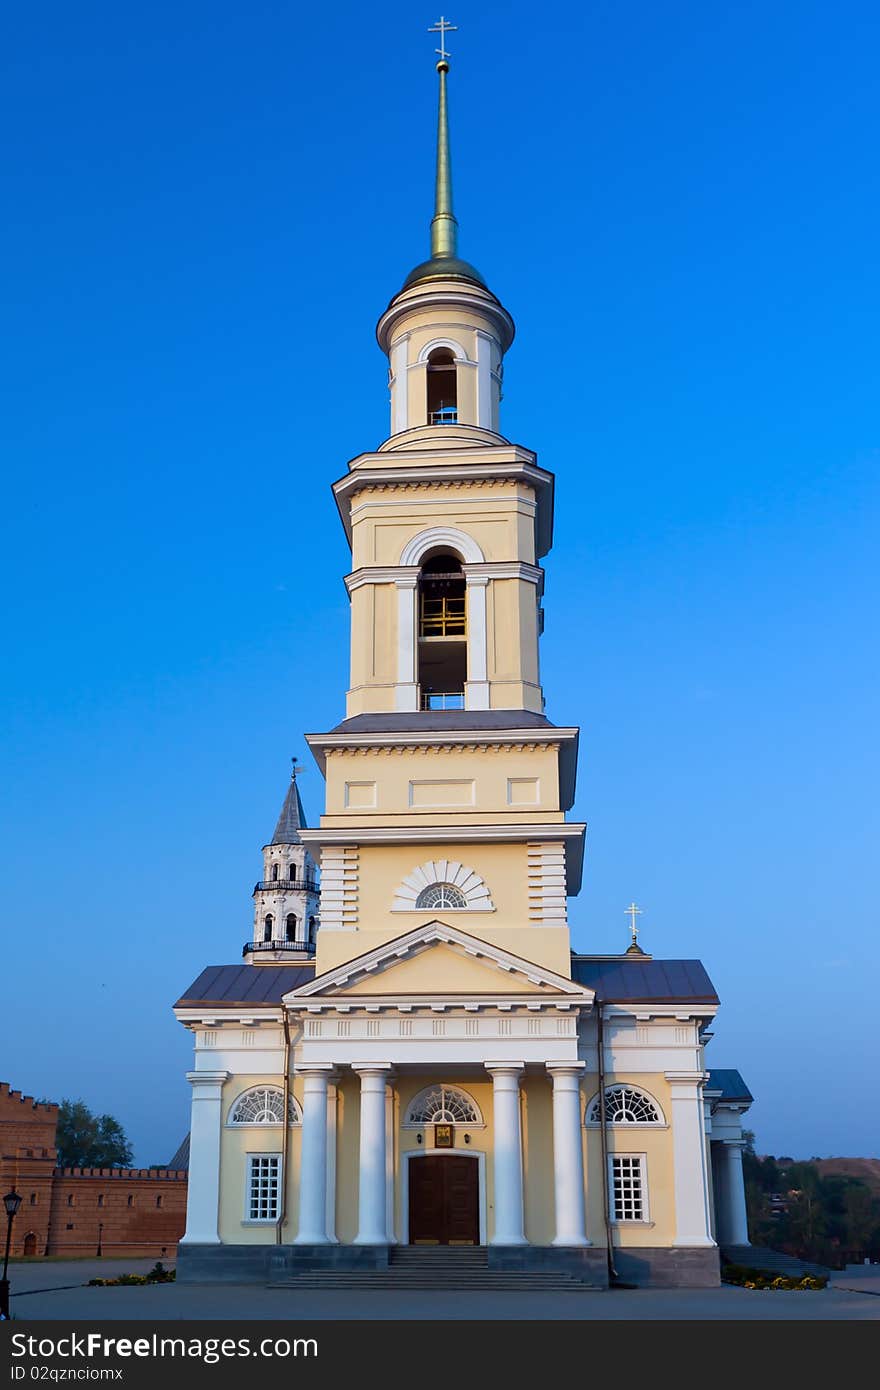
[[408, 1154, 480, 1245]]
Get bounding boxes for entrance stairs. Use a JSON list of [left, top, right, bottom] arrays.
[[721, 1245, 831, 1279], [273, 1245, 604, 1291]]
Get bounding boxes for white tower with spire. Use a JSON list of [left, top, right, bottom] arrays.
[[245, 761, 320, 962]]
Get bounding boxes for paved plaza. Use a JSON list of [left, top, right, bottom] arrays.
[[5, 1259, 879, 1321]]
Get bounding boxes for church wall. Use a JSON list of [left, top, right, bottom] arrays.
[[217, 1072, 302, 1246], [583, 1070, 677, 1248], [349, 483, 536, 569], [322, 744, 562, 823]]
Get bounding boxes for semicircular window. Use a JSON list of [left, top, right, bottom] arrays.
[[405, 1085, 482, 1126], [587, 1085, 661, 1125], [229, 1087, 300, 1126], [415, 883, 468, 911]]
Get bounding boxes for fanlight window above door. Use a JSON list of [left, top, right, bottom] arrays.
[[404, 1085, 483, 1127]]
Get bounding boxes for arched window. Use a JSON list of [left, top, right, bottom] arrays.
[[308, 915, 316, 939], [228, 1086, 301, 1126], [271, 863, 279, 881], [289, 860, 298, 882], [263, 914, 274, 942], [405, 1085, 483, 1127], [426, 347, 457, 425], [586, 1086, 664, 1126], [285, 913, 297, 940], [418, 552, 466, 709], [415, 883, 467, 910], [393, 860, 494, 913]]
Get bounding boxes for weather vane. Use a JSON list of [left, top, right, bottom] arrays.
[[291, 754, 299, 777], [428, 15, 458, 63], [625, 901, 643, 947]]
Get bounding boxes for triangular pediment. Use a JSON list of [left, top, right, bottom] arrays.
[[282, 921, 594, 1004]]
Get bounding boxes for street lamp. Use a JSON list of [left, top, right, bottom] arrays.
[[1, 1188, 23, 1320]]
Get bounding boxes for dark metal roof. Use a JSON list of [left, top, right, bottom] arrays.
[[707, 1069, 753, 1102], [570, 957, 719, 1004], [167, 1133, 190, 1170], [175, 964, 315, 1008], [326, 710, 556, 735], [271, 772, 308, 845]]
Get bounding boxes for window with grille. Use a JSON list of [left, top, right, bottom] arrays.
[[415, 882, 467, 910], [587, 1085, 663, 1125], [246, 1154, 281, 1222], [229, 1086, 300, 1126], [610, 1154, 648, 1222]]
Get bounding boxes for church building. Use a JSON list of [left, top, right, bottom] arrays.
[[174, 42, 753, 1289]]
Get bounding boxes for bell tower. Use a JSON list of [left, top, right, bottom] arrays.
[[302, 46, 584, 978], [245, 761, 320, 963]]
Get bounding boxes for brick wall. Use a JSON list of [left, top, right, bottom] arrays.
[[1, 1081, 187, 1258]]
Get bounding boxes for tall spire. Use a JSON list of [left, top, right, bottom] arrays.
[[401, 19, 486, 291], [431, 59, 457, 261], [270, 757, 307, 845]]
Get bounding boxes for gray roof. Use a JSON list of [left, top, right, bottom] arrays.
[[327, 710, 556, 735], [177, 957, 716, 1009], [167, 1134, 190, 1170], [707, 1069, 753, 1102], [571, 957, 719, 1004], [175, 963, 315, 1007], [271, 772, 308, 844]]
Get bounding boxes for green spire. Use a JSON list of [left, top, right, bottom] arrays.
[[401, 51, 486, 291], [431, 61, 458, 260]]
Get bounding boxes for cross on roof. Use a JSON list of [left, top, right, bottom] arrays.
[[428, 15, 458, 62], [625, 901, 643, 946]]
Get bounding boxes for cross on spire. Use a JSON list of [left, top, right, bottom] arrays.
[[428, 15, 458, 63], [290, 755, 299, 779], [625, 901, 643, 946]]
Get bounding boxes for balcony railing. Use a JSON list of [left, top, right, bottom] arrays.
[[429, 405, 458, 425], [421, 691, 465, 710], [243, 940, 316, 957], [253, 878, 319, 894]]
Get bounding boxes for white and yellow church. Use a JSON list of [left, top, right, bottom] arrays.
[[174, 47, 753, 1289]]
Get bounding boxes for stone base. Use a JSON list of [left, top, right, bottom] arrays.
[[177, 1243, 276, 1284], [611, 1245, 721, 1288], [488, 1245, 609, 1286], [177, 1241, 718, 1287]]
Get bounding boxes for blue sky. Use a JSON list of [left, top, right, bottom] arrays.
[[1, 1, 877, 1164]]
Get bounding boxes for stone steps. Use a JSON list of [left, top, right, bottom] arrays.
[[721, 1245, 831, 1278], [274, 1246, 602, 1291]]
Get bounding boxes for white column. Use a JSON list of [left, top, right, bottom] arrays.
[[485, 1063, 527, 1245], [474, 330, 495, 430], [390, 336, 409, 435], [465, 574, 490, 710], [294, 1064, 335, 1245], [180, 1070, 228, 1244], [722, 1141, 750, 1246], [666, 1071, 716, 1247], [353, 1064, 393, 1245], [395, 576, 419, 712], [547, 1063, 590, 1246]]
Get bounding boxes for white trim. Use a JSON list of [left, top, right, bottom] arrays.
[[283, 919, 594, 1003], [401, 1148, 487, 1246], [399, 527, 485, 567], [417, 336, 470, 363]]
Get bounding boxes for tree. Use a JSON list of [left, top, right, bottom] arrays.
[[55, 1099, 133, 1168]]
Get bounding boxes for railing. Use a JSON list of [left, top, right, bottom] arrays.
[[421, 691, 465, 710], [429, 406, 458, 425], [253, 879, 319, 894], [243, 940, 315, 957]]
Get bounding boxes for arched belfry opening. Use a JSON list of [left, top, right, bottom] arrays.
[[418, 552, 466, 708], [426, 348, 457, 425]]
